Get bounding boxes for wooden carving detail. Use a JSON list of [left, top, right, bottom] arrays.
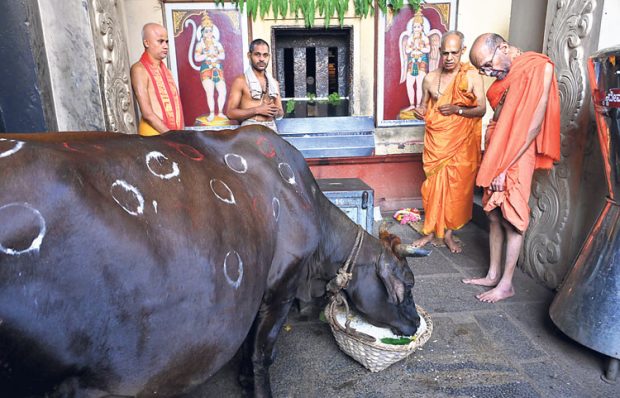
[[89, 0, 136, 133], [521, 0, 596, 288]]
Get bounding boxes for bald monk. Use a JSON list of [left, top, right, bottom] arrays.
[[226, 39, 283, 131], [411, 31, 486, 253], [463, 33, 560, 302], [131, 23, 184, 136]]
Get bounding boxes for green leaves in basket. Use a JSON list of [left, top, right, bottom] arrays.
[[380, 336, 415, 345], [319, 310, 327, 323]]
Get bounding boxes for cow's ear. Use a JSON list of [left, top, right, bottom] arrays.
[[376, 251, 405, 304]]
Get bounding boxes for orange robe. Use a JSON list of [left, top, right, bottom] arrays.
[[421, 63, 482, 238], [139, 52, 184, 136], [477, 52, 561, 232]]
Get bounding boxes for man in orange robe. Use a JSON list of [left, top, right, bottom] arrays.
[[463, 33, 561, 302], [412, 31, 486, 253], [131, 23, 184, 136]]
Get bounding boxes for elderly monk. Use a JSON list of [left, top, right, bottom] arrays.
[[131, 23, 184, 136], [411, 31, 486, 253], [462, 33, 560, 302]]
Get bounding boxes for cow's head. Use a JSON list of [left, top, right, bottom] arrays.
[[346, 226, 429, 337]]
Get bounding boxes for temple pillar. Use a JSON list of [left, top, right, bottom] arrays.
[[13, 0, 135, 133], [521, 0, 607, 288]]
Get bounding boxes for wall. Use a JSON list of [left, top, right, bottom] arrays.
[[508, 0, 548, 52], [124, 0, 165, 66], [598, 0, 620, 51], [35, 0, 107, 131]]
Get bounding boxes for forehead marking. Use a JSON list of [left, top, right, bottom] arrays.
[[146, 151, 180, 180], [111, 180, 145, 216], [0, 202, 46, 256], [224, 250, 243, 289], [210, 179, 236, 204], [224, 153, 248, 174], [0, 138, 25, 158]]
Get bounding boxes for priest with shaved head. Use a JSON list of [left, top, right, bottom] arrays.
[[462, 33, 561, 303]]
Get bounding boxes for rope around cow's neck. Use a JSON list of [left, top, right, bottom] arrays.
[[325, 226, 376, 343], [326, 225, 364, 297]]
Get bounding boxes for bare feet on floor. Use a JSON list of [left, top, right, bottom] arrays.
[[475, 284, 515, 303], [461, 276, 499, 287], [412, 233, 434, 248], [444, 232, 462, 253]]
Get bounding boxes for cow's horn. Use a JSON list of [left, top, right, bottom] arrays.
[[379, 221, 389, 235], [395, 244, 432, 258]]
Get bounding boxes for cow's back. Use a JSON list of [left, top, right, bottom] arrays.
[[0, 128, 318, 396]]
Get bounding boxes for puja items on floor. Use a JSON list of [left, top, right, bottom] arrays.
[[393, 208, 422, 225], [325, 300, 433, 372]]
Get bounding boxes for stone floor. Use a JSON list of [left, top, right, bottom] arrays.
[[182, 221, 619, 398]]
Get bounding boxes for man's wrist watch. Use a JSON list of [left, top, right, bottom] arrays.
[[458, 108, 463, 115]]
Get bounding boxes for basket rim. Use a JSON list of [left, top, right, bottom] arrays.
[[325, 300, 433, 353]]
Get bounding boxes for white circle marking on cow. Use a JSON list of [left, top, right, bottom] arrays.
[[0, 138, 25, 159], [224, 250, 243, 289], [272, 197, 280, 221], [152, 200, 158, 213], [0, 202, 46, 255], [278, 162, 296, 185], [210, 179, 236, 204], [111, 180, 145, 216], [224, 153, 248, 174], [146, 151, 180, 180]]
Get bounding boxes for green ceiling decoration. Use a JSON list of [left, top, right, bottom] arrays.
[[214, 0, 422, 27]]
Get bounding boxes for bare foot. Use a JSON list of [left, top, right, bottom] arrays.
[[444, 232, 462, 253], [476, 284, 515, 303], [412, 233, 434, 248], [462, 276, 499, 287]]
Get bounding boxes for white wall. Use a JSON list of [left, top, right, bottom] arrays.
[[598, 0, 620, 51], [457, 0, 513, 142], [123, 0, 164, 66], [508, 0, 548, 52]]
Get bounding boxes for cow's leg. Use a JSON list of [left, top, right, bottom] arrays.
[[238, 319, 257, 391], [249, 258, 304, 398]]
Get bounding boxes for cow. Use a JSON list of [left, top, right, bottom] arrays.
[[0, 127, 426, 397]]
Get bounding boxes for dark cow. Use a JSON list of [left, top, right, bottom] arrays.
[[0, 127, 424, 397]]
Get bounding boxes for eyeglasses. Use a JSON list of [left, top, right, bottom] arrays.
[[479, 46, 500, 75]]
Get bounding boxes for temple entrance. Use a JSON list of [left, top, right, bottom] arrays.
[[273, 27, 351, 118]]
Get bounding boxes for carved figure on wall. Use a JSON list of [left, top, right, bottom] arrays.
[[190, 14, 228, 125], [399, 10, 431, 111], [377, 0, 456, 127], [164, 2, 248, 128]]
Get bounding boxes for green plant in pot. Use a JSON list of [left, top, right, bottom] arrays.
[[327, 92, 341, 106], [285, 99, 296, 114]]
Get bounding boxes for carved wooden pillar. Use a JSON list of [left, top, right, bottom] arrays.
[[88, 0, 136, 134], [521, 0, 604, 288]]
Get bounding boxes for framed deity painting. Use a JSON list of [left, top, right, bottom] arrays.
[[376, 0, 457, 127], [163, 2, 249, 128]]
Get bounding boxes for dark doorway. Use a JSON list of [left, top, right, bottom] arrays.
[[274, 28, 351, 118]]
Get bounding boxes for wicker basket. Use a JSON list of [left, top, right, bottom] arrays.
[[325, 299, 433, 372]]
